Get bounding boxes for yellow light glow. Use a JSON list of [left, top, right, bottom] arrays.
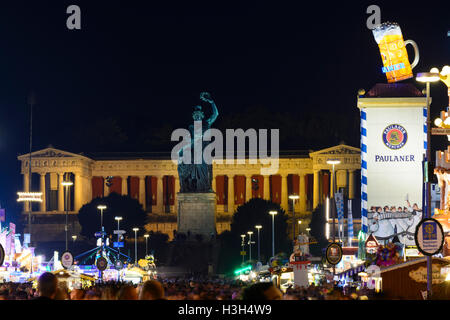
[[269, 211, 277, 215], [327, 159, 341, 165], [289, 194, 299, 200], [97, 205, 107, 210], [416, 72, 441, 83], [444, 118, 450, 126], [17, 192, 43, 202], [435, 118, 443, 127], [61, 181, 73, 187]]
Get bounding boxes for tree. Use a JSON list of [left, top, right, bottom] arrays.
[[217, 198, 290, 274], [309, 204, 329, 257], [77, 192, 147, 240]]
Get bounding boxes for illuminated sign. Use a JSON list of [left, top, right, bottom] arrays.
[[372, 22, 419, 83], [362, 99, 426, 246], [17, 192, 43, 202], [415, 218, 444, 256], [326, 243, 343, 265]]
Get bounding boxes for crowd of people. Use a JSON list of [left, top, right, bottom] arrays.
[[0, 272, 378, 300]]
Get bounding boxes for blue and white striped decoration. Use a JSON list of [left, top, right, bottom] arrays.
[[348, 199, 353, 247], [423, 107, 428, 216], [361, 109, 368, 234], [423, 107, 427, 152]]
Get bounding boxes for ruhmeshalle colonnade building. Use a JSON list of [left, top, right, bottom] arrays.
[[18, 144, 361, 243]]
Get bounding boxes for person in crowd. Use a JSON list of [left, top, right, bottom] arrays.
[[70, 288, 85, 300], [241, 282, 283, 300], [35, 272, 58, 300], [117, 285, 138, 300], [139, 280, 165, 300]]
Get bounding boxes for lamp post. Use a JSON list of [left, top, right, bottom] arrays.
[[327, 159, 340, 278], [255, 225, 262, 263], [269, 211, 277, 258], [97, 205, 107, 232], [133, 228, 139, 265], [247, 231, 254, 262], [240, 234, 246, 264], [144, 234, 149, 257], [72, 235, 77, 250], [115, 216, 122, 260], [62, 180, 74, 251], [416, 70, 441, 300], [289, 194, 300, 242], [97, 205, 107, 253], [298, 220, 302, 237]]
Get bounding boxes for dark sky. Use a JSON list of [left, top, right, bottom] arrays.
[[0, 0, 448, 227]]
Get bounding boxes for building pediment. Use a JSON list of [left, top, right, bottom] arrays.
[[309, 144, 360, 157], [18, 148, 93, 162]]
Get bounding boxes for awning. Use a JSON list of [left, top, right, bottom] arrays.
[[337, 265, 365, 279]]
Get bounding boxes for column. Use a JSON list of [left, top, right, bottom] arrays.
[[121, 176, 128, 196], [103, 177, 110, 197], [299, 173, 306, 212], [263, 175, 270, 200], [175, 176, 180, 194], [348, 170, 355, 199], [245, 175, 252, 202], [212, 175, 216, 193], [40, 173, 46, 212], [74, 174, 82, 212], [330, 169, 335, 198], [281, 174, 288, 212], [139, 176, 146, 210], [86, 176, 93, 205], [313, 170, 320, 210], [58, 173, 64, 212], [23, 173, 30, 212], [227, 175, 235, 213], [174, 176, 180, 213], [157, 175, 164, 213]]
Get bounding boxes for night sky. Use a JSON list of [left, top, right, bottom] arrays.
[[0, 0, 448, 229]]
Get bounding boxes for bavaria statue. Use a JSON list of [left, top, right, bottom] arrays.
[[177, 92, 219, 193]]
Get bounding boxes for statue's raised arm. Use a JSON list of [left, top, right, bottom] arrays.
[[200, 92, 218, 127]]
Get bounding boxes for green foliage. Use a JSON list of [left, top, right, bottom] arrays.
[[309, 204, 329, 257], [78, 192, 147, 240], [217, 198, 290, 274]]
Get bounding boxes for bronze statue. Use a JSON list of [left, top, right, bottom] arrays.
[[177, 92, 218, 193]]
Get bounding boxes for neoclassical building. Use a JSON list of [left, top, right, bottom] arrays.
[[18, 144, 361, 243]]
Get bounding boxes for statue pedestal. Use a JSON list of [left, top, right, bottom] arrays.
[[177, 192, 216, 239]]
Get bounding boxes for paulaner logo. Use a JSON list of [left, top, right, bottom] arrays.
[[382, 124, 408, 150]]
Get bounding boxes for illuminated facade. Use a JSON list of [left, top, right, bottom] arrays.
[[18, 144, 361, 242]]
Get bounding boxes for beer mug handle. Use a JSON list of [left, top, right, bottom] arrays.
[[404, 40, 419, 69]]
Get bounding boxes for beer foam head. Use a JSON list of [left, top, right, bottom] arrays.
[[372, 22, 402, 44]]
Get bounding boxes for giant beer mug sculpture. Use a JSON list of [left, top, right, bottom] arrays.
[[373, 22, 419, 83]]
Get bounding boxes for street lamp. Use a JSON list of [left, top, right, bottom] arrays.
[[62, 180, 74, 251], [133, 228, 139, 265], [269, 211, 277, 258], [72, 235, 77, 249], [298, 220, 302, 237], [327, 159, 340, 278], [416, 69, 441, 299], [247, 231, 254, 262], [115, 216, 122, 260], [255, 225, 262, 263], [97, 205, 107, 233], [326, 159, 341, 243], [289, 194, 300, 242], [240, 234, 246, 264], [144, 234, 149, 257]]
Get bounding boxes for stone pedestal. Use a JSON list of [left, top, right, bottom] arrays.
[[177, 192, 216, 239]]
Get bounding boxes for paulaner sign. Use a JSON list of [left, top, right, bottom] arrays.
[[358, 85, 428, 246]]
